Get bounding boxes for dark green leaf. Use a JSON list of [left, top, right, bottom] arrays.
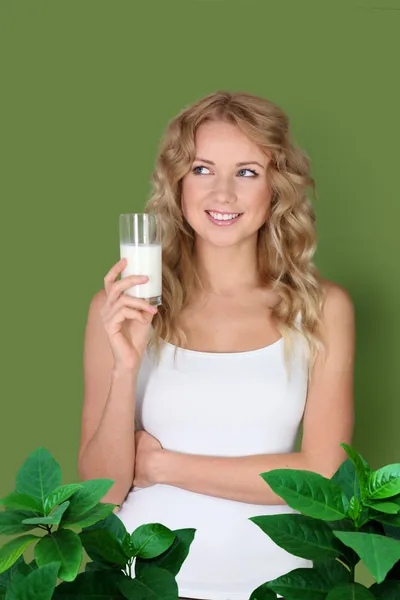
[[249, 583, 277, 599], [43, 484, 83, 515], [340, 444, 371, 500], [0, 556, 26, 589], [0, 492, 43, 514], [383, 524, 400, 540], [60, 479, 115, 525], [332, 531, 400, 583], [368, 465, 400, 500], [266, 558, 351, 600], [369, 579, 400, 599], [119, 567, 178, 600], [326, 582, 375, 599], [22, 501, 70, 525], [5, 561, 60, 600], [0, 511, 39, 536], [135, 528, 196, 578], [15, 447, 61, 510], [59, 501, 117, 529], [81, 511, 127, 542], [261, 469, 349, 521], [34, 529, 82, 582], [0, 535, 38, 575], [130, 523, 175, 559], [250, 514, 345, 562], [331, 458, 361, 501], [79, 528, 127, 566], [52, 570, 125, 597]]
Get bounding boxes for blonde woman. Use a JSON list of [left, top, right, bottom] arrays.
[[78, 91, 355, 600]]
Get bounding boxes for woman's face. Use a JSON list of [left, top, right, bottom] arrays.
[[181, 120, 272, 249]]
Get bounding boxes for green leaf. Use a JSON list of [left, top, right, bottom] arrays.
[[347, 496, 362, 522], [15, 447, 61, 511], [0, 511, 40, 536], [367, 464, 400, 500], [81, 511, 127, 543], [325, 582, 375, 599], [250, 514, 345, 562], [332, 458, 361, 501], [34, 529, 82, 582], [266, 558, 351, 600], [43, 484, 83, 515], [79, 528, 127, 566], [5, 561, 60, 600], [0, 535, 38, 575], [340, 444, 371, 488], [0, 555, 28, 590], [332, 531, 400, 583], [135, 528, 196, 577], [382, 524, 400, 540], [59, 478, 115, 525], [51, 570, 124, 597], [364, 500, 400, 514], [0, 492, 43, 514], [249, 583, 277, 599], [261, 469, 349, 521], [118, 567, 179, 600], [369, 579, 400, 599], [130, 523, 175, 559], [21, 501, 70, 525], [59, 502, 117, 529]]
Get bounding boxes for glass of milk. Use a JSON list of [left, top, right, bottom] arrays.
[[119, 212, 162, 306]]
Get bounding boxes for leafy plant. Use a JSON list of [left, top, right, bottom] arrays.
[[0, 446, 195, 598], [249, 443, 400, 600]]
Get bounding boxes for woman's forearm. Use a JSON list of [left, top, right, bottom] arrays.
[[155, 450, 319, 505], [78, 366, 138, 511]]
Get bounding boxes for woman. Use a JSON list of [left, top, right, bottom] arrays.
[[78, 90, 355, 600]]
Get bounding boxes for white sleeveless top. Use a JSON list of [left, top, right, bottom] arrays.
[[115, 314, 313, 600]]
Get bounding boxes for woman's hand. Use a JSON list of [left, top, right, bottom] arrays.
[[133, 430, 164, 488]]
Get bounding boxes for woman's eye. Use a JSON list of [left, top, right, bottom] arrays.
[[192, 165, 258, 177]]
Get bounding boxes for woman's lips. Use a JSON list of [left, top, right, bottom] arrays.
[[205, 211, 243, 226]]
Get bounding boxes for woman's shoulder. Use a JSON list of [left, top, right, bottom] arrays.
[[318, 277, 355, 332]]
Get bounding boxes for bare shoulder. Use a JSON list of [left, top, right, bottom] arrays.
[[318, 277, 355, 353]]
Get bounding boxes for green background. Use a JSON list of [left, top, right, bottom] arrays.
[[1, 0, 399, 587]]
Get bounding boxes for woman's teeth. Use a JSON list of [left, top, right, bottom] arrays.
[[207, 211, 241, 221]]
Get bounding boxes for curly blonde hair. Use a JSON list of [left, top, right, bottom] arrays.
[[144, 90, 327, 378]]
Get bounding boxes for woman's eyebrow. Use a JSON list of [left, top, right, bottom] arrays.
[[194, 157, 265, 169]]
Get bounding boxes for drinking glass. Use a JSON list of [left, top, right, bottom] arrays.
[[119, 212, 162, 306]]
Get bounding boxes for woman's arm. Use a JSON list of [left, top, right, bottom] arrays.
[[138, 282, 355, 505]]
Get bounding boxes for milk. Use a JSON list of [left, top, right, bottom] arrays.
[[120, 243, 162, 304]]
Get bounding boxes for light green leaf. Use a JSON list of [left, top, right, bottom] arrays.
[[118, 567, 178, 600], [368, 464, 400, 500], [135, 528, 196, 577], [0, 535, 39, 575], [326, 582, 375, 599], [261, 469, 349, 521], [250, 514, 345, 562], [22, 502, 70, 525], [347, 496, 362, 522], [5, 561, 60, 600], [340, 444, 371, 500], [266, 559, 351, 600], [34, 529, 82, 582], [15, 448, 61, 510], [131, 523, 175, 559], [60, 479, 114, 525], [43, 484, 83, 515], [364, 500, 400, 514], [0, 492, 43, 514], [60, 502, 117, 529], [333, 531, 400, 583]]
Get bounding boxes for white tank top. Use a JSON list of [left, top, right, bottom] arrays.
[[116, 314, 313, 600]]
